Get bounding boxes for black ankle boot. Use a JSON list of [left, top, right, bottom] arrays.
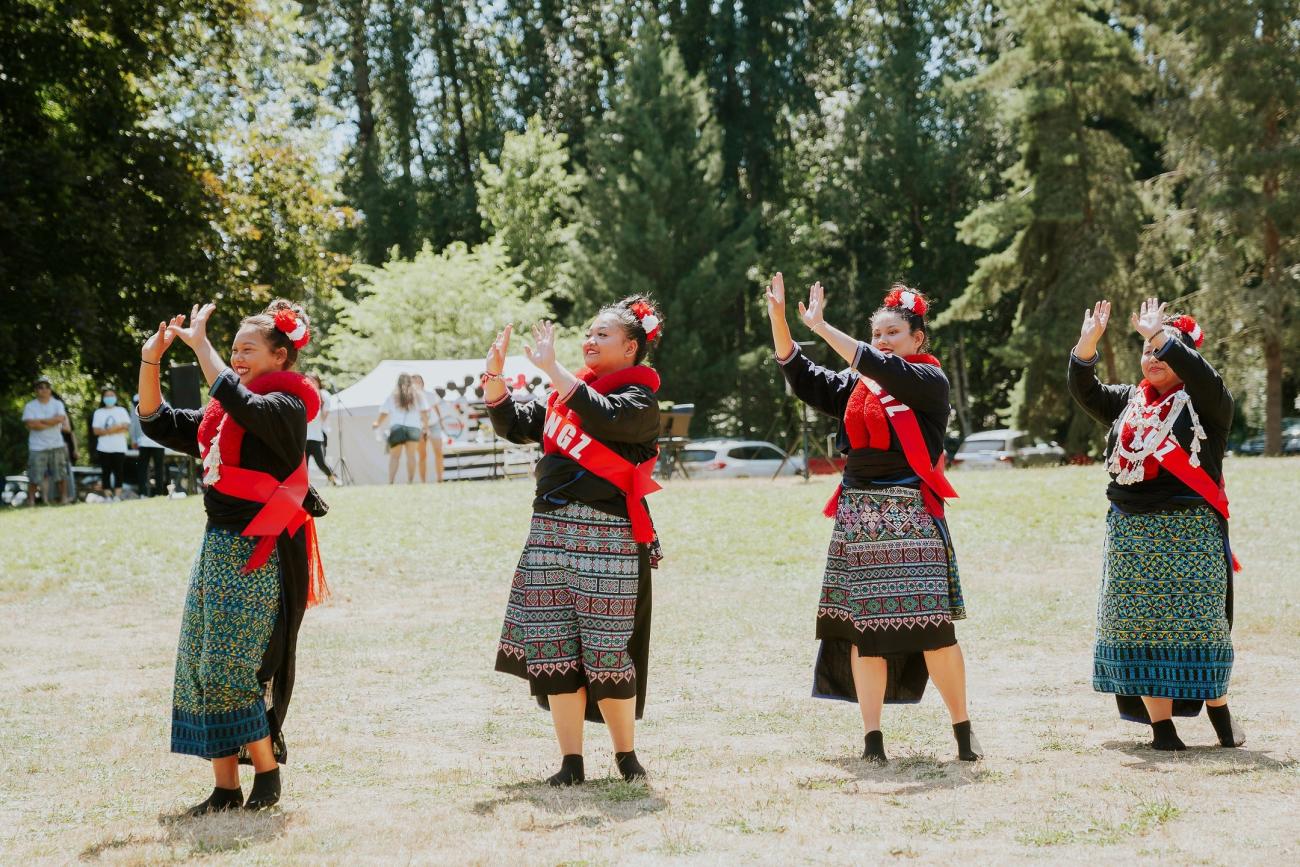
[[862, 730, 888, 764], [244, 767, 281, 810], [615, 750, 647, 782], [1150, 719, 1186, 751], [953, 720, 982, 761], [1207, 704, 1245, 747], [547, 754, 584, 787], [185, 785, 243, 817]]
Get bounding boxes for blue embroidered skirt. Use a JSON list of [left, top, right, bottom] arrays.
[[1093, 505, 1233, 706], [171, 526, 281, 759]]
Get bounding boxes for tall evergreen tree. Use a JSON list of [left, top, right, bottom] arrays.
[[1146, 0, 1300, 453], [575, 32, 757, 426], [937, 0, 1153, 450]]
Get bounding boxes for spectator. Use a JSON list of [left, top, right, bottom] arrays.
[[91, 386, 131, 499], [411, 373, 447, 484], [131, 393, 167, 496], [304, 373, 337, 485], [22, 375, 70, 505], [372, 372, 427, 484]]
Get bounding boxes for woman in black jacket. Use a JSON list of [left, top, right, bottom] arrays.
[[1068, 298, 1243, 751], [486, 296, 664, 787]]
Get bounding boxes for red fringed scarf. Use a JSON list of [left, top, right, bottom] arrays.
[[824, 353, 952, 519], [198, 370, 330, 606]]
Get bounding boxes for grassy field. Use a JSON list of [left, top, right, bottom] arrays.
[[2, 460, 1298, 864]]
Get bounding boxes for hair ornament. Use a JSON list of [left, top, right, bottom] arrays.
[[274, 308, 311, 349], [1167, 315, 1204, 348], [883, 287, 928, 316], [630, 300, 662, 342]]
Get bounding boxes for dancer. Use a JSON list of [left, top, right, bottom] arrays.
[[766, 274, 980, 764], [486, 297, 664, 786], [1068, 298, 1242, 751], [372, 373, 427, 484], [138, 299, 329, 814]]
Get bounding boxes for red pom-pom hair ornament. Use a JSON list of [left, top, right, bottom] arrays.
[[630, 300, 662, 342], [1167, 315, 1204, 348], [274, 308, 311, 349], [883, 286, 929, 317]]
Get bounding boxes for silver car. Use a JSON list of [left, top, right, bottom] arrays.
[[677, 439, 805, 478], [951, 429, 1066, 469]]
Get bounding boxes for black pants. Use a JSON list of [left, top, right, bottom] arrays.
[[306, 439, 331, 477], [137, 446, 166, 496], [99, 450, 126, 491]]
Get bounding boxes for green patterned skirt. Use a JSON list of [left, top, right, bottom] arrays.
[[171, 526, 281, 759], [1093, 505, 1233, 707]]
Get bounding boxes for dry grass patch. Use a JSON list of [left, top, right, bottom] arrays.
[[1, 459, 1298, 863]]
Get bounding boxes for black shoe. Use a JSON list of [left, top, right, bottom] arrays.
[[1150, 719, 1186, 751], [1207, 704, 1246, 748], [953, 721, 982, 761], [185, 786, 243, 817], [244, 767, 281, 810], [615, 750, 647, 782], [547, 754, 584, 787], [862, 730, 888, 765]]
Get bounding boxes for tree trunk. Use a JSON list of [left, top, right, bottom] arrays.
[[1265, 329, 1282, 456], [348, 0, 384, 264]]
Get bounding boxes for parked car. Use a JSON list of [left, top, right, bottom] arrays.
[[678, 439, 805, 478], [951, 429, 1066, 469], [1235, 418, 1300, 455]]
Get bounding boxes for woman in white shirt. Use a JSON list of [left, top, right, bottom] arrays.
[[92, 386, 132, 499], [304, 373, 337, 485], [372, 373, 428, 484]]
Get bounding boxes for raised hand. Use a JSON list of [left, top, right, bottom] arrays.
[[797, 281, 827, 330], [765, 272, 786, 320], [142, 314, 184, 363], [1130, 297, 1167, 340], [1075, 300, 1111, 358], [524, 320, 558, 375], [486, 324, 512, 375], [166, 302, 217, 349]]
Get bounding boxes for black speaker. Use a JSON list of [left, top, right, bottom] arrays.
[[169, 363, 203, 410]]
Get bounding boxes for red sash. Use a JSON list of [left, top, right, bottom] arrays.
[[1150, 435, 1241, 572], [199, 371, 330, 604], [542, 367, 662, 544], [824, 373, 957, 520]]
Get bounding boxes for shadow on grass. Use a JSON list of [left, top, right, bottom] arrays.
[[824, 750, 981, 795], [471, 776, 667, 826], [78, 809, 288, 860], [1101, 739, 1294, 772]]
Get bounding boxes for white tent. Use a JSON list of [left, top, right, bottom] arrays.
[[323, 357, 541, 485]]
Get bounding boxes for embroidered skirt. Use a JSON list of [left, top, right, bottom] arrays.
[[171, 527, 281, 759], [495, 502, 654, 722], [1093, 505, 1233, 718], [812, 485, 965, 704]]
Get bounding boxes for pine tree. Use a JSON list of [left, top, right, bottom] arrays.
[[575, 32, 757, 425], [936, 0, 1154, 450]]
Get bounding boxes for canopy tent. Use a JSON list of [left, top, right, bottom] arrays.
[[322, 357, 541, 486]]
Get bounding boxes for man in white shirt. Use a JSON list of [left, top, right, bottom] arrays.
[[22, 375, 70, 505]]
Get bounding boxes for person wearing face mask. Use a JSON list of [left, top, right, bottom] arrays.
[[137, 298, 330, 815], [484, 296, 664, 787], [1068, 298, 1242, 752], [92, 386, 132, 500], [766, 275, 980, 765]]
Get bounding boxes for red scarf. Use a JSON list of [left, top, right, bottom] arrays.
[[1114, 380, 1186, 482], [543, 365, 662, 543], [198, 370, 329, 606], [825, 353, 956, 519]]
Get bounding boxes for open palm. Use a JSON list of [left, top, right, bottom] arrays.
[[798, 281, 826, 330]]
